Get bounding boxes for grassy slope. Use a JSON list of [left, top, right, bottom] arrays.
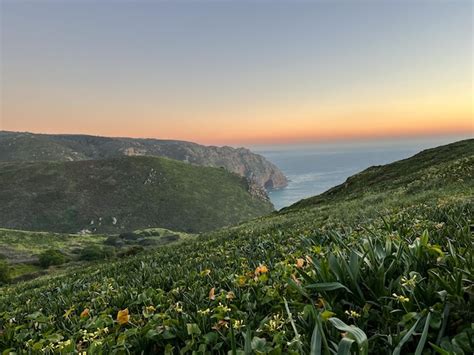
[[0, 140, 472, 353], [0, 156, 273, 233], [290, 138, 473, 209]]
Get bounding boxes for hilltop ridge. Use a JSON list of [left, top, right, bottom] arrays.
[[0, 131, 288, 190]]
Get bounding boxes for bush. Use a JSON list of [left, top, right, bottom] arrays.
[[104, 236, 124, 247], [117, 246, 144, 257], [79, 246, 115, 261], [138, 239, 159, 247], [0, 260, 10, 284], [38, 249, 66, 268], [119, 232, 139, 241], [161, 234, 180, 243]]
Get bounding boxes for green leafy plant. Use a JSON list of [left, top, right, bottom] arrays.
[[38, 249, 66, 268]]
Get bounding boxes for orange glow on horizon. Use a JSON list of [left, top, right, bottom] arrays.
[[2, 86, 472, 146], [2, 117, 472, 146]]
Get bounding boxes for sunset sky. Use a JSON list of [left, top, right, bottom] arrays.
[[1, 0, 472, 146]]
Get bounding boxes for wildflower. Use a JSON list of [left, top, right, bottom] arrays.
[[209, 287, 216, 300], [198, 308, 211, 315], [145, 305, 156, 313], [267, 314, 284, 331], [174, 302, 183, 313], [296, 258, 305, 269], [435, 222, 445, 230], [255, 264, 269, 276], [80, 308, 90, 318], [401, 274, 417, 288], [216, 302, 231, 313], [237, 275, 246, 286], [345, 310, 361, 319], [232, 319, 245, 330], [117, 308, 130, 325], [226, 291, 235, 300], [392, 293, 410, 303]]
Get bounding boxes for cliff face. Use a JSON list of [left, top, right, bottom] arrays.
[[0, 131, 288, 190]]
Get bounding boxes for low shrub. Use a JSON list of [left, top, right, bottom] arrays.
[[38, 249, 66, 268], [79, 245, 116, 261], [0, 260, 10, 284]]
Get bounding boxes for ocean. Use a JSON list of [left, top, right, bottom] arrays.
[[253, 136, 471, 210]]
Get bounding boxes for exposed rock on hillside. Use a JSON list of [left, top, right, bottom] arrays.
[[0, 131, 288, 189]]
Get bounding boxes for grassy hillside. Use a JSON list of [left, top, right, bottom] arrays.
[[289, 138, 473, 209], [0, 156, 273, 233], [0, 140, 472, 354]]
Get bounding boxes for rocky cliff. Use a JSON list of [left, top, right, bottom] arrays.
[[0, 131, 288, 189]]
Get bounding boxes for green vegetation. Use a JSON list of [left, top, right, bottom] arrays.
[[0, 227, 193, 281], [290, 139, 473, 209], [38, 249, 66, 268], [0, 155, 273, 234], [0, 260, 10, 285], [79, 245, 116, 262], [0, 139, 472, 353], [0, 131, 288, 189]]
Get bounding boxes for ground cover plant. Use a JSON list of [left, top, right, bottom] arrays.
[[0, 140, 472, 354]]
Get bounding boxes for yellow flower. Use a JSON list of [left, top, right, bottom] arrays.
[[392, 293, 410, 303], [255, 264, 269, 276], [401, 275, 417, 288], [80, 308, 90, 318], [145, 305, 156, 313], [174, 302, 183, 313], [198, 308, 211, 315], [345, 310, 361, 318], [232, 319, 245, 330], [237, 275, 246, 286], [116, 308, 130, 325], [209, 287, 216, 300], [296, 258, 305, 269]]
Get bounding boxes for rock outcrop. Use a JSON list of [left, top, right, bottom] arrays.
[[0, 131, 288, 190]]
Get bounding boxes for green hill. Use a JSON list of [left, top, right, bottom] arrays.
[[0, 131, 288, 189], [289, 138, 473, 209], [0, 156, 273, 233], [0, 140, 472, 354]]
